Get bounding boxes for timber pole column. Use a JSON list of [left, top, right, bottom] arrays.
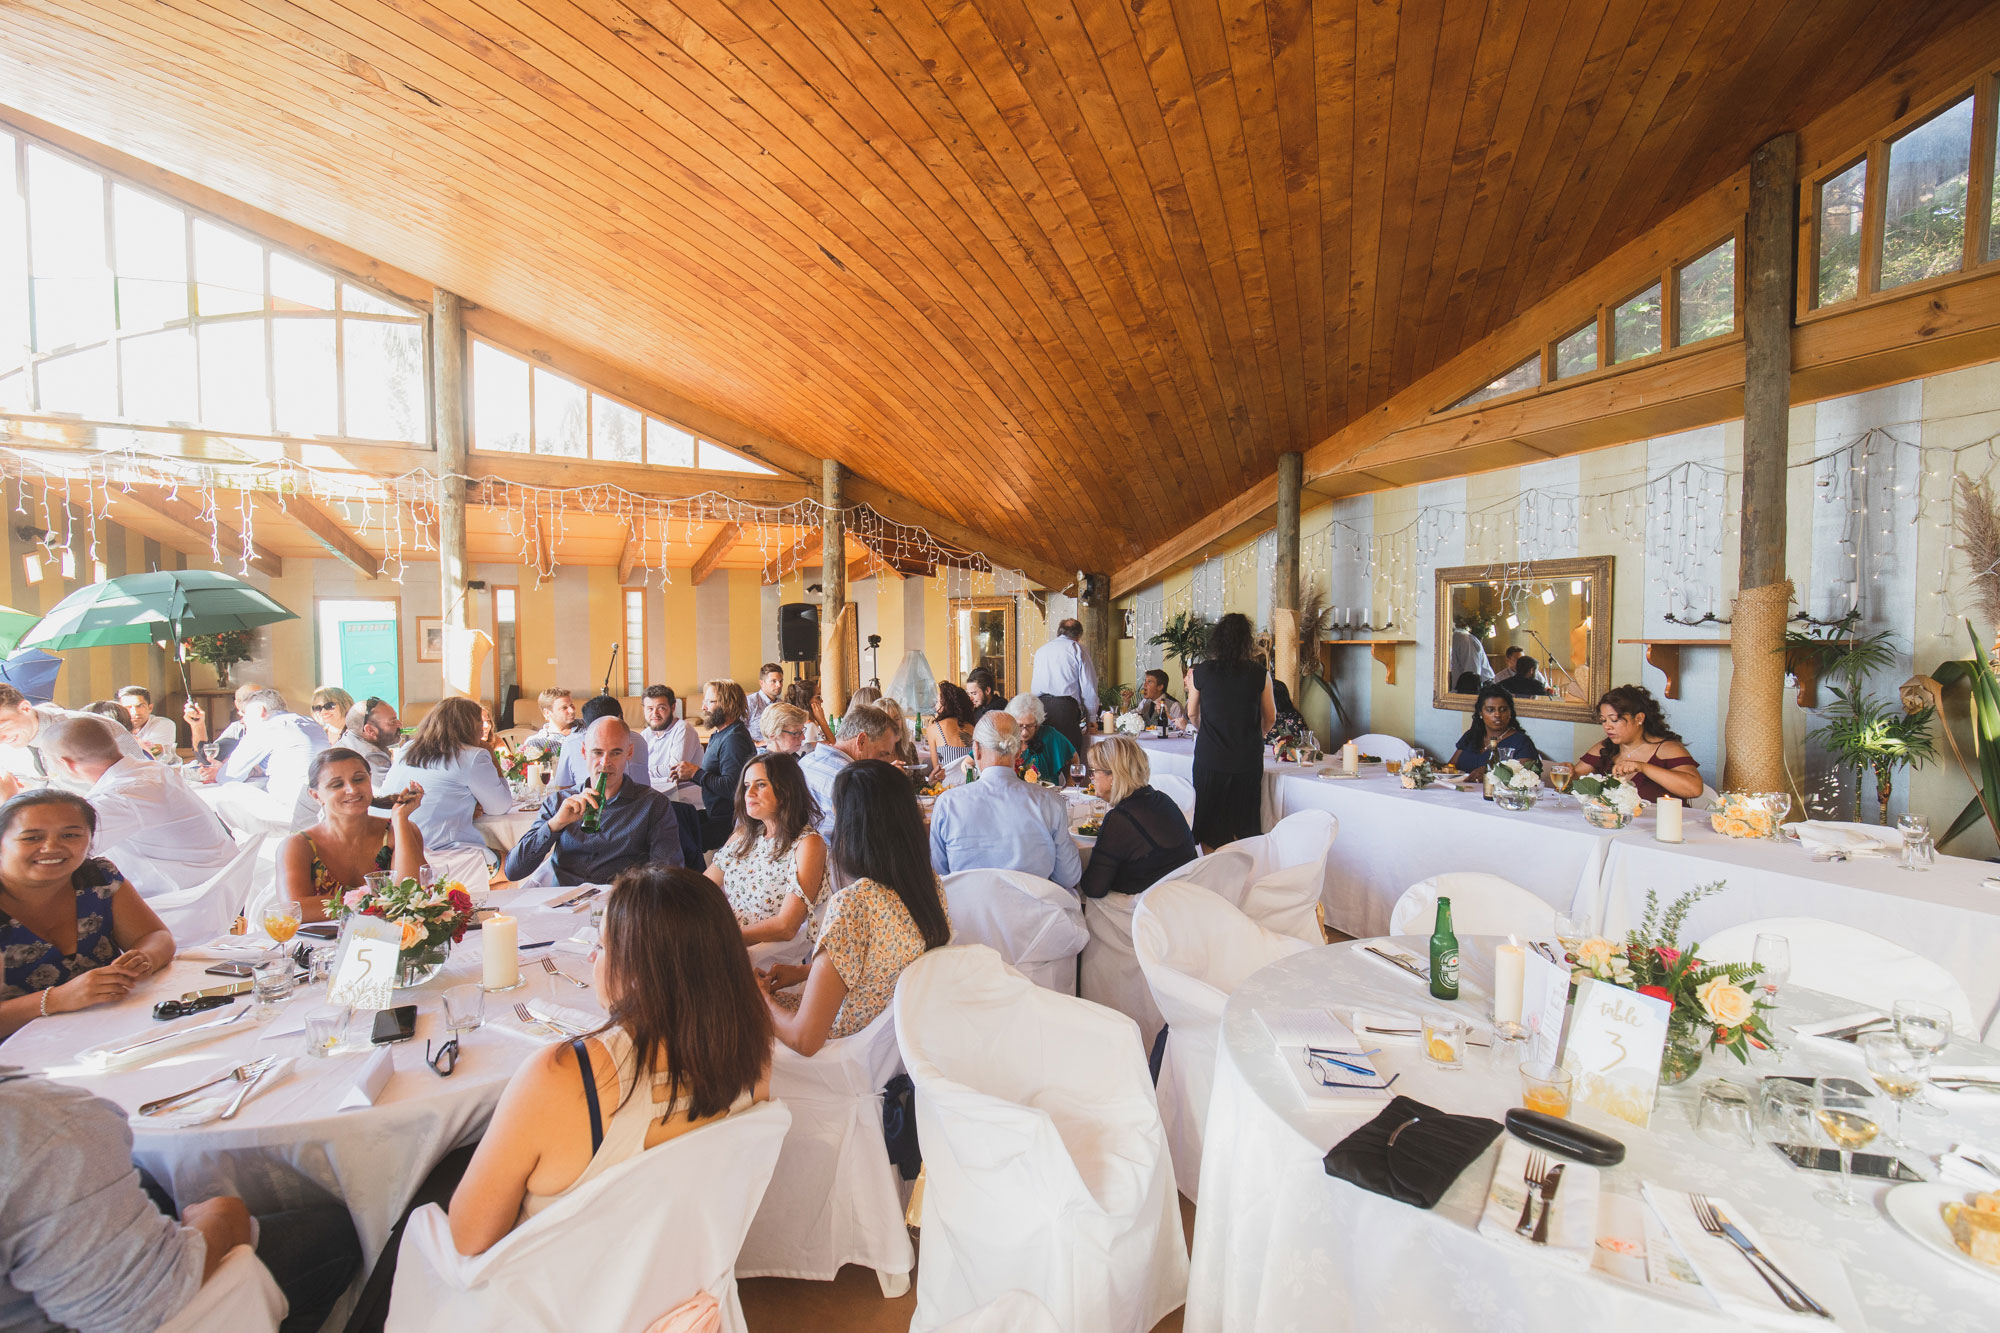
[[821, 461, 850, 720], [1273, 450, 1304, 708], [433, 289, 473, 697]]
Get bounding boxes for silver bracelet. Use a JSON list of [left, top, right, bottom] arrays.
[[39, 987, 50, 1018]]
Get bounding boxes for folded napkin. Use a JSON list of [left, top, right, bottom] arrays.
[[1476, 1135, 1601, 1269], [1323, 1095, 1502, 1209], [150, 1057, 296, 1129], [1793, 820, 1902, 858], [337, 1047, 396, 1112], [175, 939, 272, 962], [1940, 1143, 2000, 1191], [1642, 1183, 1824, 1325], [76, 1007, 254, 1072], [1348, 1008, 1425, 1044], [525, 998, 605, 1037], [1354, 941, 1431, 986], [1789, 1010, 1888, 1043], [255, 1012, 310, 1043], [1259, 1008, 1394, 1104]]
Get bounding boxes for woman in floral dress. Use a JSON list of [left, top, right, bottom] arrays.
[[704, 752, 829, 949]]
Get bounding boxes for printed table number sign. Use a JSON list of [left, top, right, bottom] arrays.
[[325, 916, 406, 1012], [1558, 977, 1671, 1127]]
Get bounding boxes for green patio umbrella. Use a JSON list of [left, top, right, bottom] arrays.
[[18, 571, 299, 693], [0, 605, 39, 656]]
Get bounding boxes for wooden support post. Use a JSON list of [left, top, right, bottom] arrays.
[[1273, 450, 1303, 704], [1079, 572, 1110, 720], [434, 291, 471, 641], [820, 461, 849, 719], [1724, 133, 1797, 796]]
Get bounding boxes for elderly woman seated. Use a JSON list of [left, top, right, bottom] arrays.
[[0, 790, 174, 1038], [1077, 736, 1197, 900], [755, 702, 811, 756], [1006, 692, 1078, 786]]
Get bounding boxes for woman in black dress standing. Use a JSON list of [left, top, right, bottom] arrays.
[[1186, 612, 1276, 850]]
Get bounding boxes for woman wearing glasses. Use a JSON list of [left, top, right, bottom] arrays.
[[755, 702, 811, 756], [308, 686, 354, 744], [1076, 735, 1197, 900]]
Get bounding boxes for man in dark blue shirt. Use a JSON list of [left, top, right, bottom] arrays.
[[504, 717, 682, 885], [671, 679, 755, 852]]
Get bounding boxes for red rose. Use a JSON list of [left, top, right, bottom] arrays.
[[1714, 1025, 1733, 1042], [452, 927, 467, 944], [363, 905, 382, 916], [447, 889, 472, 912], [1639, 985, 1671, 1003], [1655, 946, 1681, 967]]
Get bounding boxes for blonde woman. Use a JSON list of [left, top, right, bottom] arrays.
[[1076, 735, 1196, 900], [875, 696, 920, 767], [757, 702, 810, 755], [308, 686, 355, 743]]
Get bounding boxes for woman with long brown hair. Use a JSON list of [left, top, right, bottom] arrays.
[[1573, 684, 1703, 802], [705, 752, 829, 948], [926, 680, 978, 780], [276, 748, 428, 922], [383, 697, 514, 867]]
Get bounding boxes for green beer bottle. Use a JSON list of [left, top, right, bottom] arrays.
[[579, 771, 608, 833], [1428, 897, 1460, 1001]]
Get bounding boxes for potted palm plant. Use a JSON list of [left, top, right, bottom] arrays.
[[1807, 685, 1936, 823], [1147, 610, 1210, 679]]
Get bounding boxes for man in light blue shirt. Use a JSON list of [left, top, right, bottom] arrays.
[[797, 703, 900, 837], [202, 688, 328, 830], [928, 711, 1082, 890]]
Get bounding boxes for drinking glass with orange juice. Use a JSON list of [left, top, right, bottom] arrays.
[[1520, 1061, 1573, 1118], [262, 898, 302, 955]]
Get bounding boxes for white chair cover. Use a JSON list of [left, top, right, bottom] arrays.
[[737, 1006, 914, 1288], [1347, 733, 1416, 762], [1236, 863, 1326, 945], [943, 869, 1088, 994], [385, 1100, 791, 1333], [1079, 890, 1163, 1050], [1133, 881, 1311, 1202], [1148, 773, 1197, 824], [145, 834, 262, 945], [896, 946, 1189, 1333], [427, 843, 494, 890], [1170, 848, 1255, 909], [1700, 916, 1978, 1033], [1389, 872, 1553, 938], [932, 1289, 1064, 1332], [156, 1244, 285, 1333], [1225, 809, 1336, 887]]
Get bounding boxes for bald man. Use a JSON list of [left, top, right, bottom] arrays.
[[503, 716, 682, 886], [42, 715, 237, 902]]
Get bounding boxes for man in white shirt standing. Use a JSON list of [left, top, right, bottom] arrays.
[[1029, 617, 1096, 760], [744, 663, 785, 741], [640, 684, 704, 807], [0, 684, 153, 797], [42, 716, 238, 901], [115, 685, 179, 759], [201, 687, 329, 832]]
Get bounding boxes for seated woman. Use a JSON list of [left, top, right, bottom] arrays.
[[926, 681, 978, 779], [755, 702, 810, 756], [875, 696, 920, 767], [1574, 684, 1703, 802], [0, 790, 174, 1038], [382, 698, 513, 870], [1006, 693, 1078, 786], [1447, 684, 1543, 779], [704, 753, 829, 949], [1077, 736, 1196, 900], [309, 685, 355, 743], [277, 749, 429, 922], [784, 678, 831, 748], [760, 760, 950, 1056]]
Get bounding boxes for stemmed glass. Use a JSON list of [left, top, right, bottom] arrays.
[[260, 897, 302, 961], [1761, 790, 1792, 836], [1894, 999, 1953, 1118], [1750, 933, 1790, 1054], [1813, 1077, 1881, 1216], [1553, 910, 1588, 960], [1860, 1032, 1924, 1150]]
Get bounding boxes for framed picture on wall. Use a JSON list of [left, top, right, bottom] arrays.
[[416, 616, 445, 663]]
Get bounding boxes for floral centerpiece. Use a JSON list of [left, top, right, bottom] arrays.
[[1399, 755, 1439, 789], [1564, 881, 1770, 1084], [1115, 711, 1148, 735], [1708, 791, 1776, 839], [503, 734, 558, 783], [324, 876, 475, 987], [1488, 757, 1542, 811], [1570, 770, 1641, 829]]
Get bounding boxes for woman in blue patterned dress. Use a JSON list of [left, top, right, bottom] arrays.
[[0, 790, 173, 1038]]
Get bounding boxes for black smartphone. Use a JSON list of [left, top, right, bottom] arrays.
[[298, 922, 339, 940], [370, 1004, 418, 1045], [1772, 1143, 1924, 1182], [203, 962, 255, 978]]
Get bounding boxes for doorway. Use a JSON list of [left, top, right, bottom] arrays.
[[317, 598, 401, 708]]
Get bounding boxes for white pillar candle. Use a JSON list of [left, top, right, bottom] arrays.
[[1342, 741, 1358, 775], [1656, 795, 1684, 843], [482, 913, 519, 991], [1493, 940, 1526, 1026]]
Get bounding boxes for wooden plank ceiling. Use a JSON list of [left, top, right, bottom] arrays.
[[0, 0, 1985, 576]]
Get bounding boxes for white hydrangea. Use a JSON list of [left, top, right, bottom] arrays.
[[1507, 767, 1541, 791], [1605, 781, 1641, 814], [1115, 711, 1146, 735]]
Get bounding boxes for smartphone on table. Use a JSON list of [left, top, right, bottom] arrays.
[[370, 1005, 418, 1045]]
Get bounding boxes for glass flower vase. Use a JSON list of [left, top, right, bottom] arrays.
[[1494, 786, 1538, 812], [1659, 1025, 1707, 1085], [396, 939, 451, 988], [1580, 799, 1632, 830]]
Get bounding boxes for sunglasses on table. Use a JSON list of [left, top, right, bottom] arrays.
[[426, 1036, 459, 1077]]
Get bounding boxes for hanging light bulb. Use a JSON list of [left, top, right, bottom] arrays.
[[1541, 587, 1555, 605], [1505, 614, 1519, 629]]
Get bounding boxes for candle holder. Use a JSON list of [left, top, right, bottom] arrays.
[[482, 975, 528, 993]]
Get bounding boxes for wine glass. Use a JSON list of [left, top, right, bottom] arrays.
[[1813, 1077, 1881, 1216], [1860, 1032, 1925, 1149], [260, 897, 302, 959], [1895, 998, 1953, 1118], [1553, 910, 1588, 960]]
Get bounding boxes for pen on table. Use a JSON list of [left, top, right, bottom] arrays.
[[519, 940, 556, 950]]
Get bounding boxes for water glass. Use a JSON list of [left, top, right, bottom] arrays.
[[251, 956, 295, 1010], [1898, 813, 1935, 871], [443, 983, 486, 1034], [1519, 1061, 1573, 1118], [1422, 1015, 1467, 1070], [303, 1005, 351, 1058], [1894, 999, 1953, 1118], [1757, 1077, 1816, 1146], [1694, 1079, 1757, 1152], [1761, 790, 1792, 834], [307, 944, 338, 987], [1751, 933, 1791, 1015]]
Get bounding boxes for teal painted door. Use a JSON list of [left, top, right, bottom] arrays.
[[338, 619, 400, 708]]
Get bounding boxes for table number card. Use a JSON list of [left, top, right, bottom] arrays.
[[326, 917, 405, 1012], [1560, 978, 1671, 1127], [1522, 949, 1571, 1067]]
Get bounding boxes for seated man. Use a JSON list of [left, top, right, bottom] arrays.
[[797, 703, 900, 837], [553, 694, 652, 789], [42, 717, 238, 902], [640, 684, 703, 807], [0, 684, 152, 797], [525, 687, 579, 748], [1498, 655, 1552, 698], [504, 716, 681, 885], [115, 685, 179, 759], [929, 712, 1082, 890], [336, 696, 401, 781], [182, 682, 259, 764], [1135, 668, 1184, 727], [201, 689, 329, 832], [0, 1072, 359, 1333]]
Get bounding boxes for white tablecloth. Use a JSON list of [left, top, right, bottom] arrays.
[[1593, 826, 2000, 1040], [1132, 737, 1291, 830], [1188, 936, 2000, 1332], [475, 802, 541, 856]]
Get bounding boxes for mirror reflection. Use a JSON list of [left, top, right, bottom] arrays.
[[1434, 557, 1612, 723]]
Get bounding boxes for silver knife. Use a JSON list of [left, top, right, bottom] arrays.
[[101, 1006, 250, 1060], [1818, 1018, 1892, 1043], [218, 1061, 272, 1121], [1715, 1210, 1831, 1318], [1363, 946, 1428, 980], [1531, 1163, 1563, 1243]]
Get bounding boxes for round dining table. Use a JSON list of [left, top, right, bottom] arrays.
[[1186, 935, 2000, 1332]]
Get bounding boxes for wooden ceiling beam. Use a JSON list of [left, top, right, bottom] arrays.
[[690, 522, 741, 585], [260, 493, 380, 578], [615, 528, 641, 584], [113, 486, 282, 577]]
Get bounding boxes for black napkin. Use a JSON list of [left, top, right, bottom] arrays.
[[1322, 1094, 1503, 1209]]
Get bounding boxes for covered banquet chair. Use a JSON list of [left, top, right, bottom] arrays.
[[942, 868, 1088, 994], [895, 945, 1188, 1333], [143, 833, 262, 946], [1700, 916, 1977, 1034], [1170, 846, 1255, 907], [157, 1245, 285, 1333], [1389, 872, 1553, 939], [1345, 733, 1416, 762]]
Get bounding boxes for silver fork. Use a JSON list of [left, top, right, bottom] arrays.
[[139, 1057, 277, 1116], [540, 956, 588, 989], [1690, 1195, 1809, 1313], [513, 1001, 560, 1036], [1515, 1150, 1549, 1234]]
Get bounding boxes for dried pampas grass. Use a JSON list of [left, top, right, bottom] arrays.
[[1954, 473, 2000, 643]]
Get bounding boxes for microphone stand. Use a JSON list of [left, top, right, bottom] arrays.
[[598, 643, 620, 697], [1521, 625, 1584, 701]]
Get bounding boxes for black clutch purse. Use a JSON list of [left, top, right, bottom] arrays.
[[1322, 1095, 1503, 1209]]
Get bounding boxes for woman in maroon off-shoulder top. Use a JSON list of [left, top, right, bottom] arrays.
[[1572, 684, 1705, 803]]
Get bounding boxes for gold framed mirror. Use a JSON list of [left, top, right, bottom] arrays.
[[948, 596, 1018, 700], [1432, 556, 1612, 723]]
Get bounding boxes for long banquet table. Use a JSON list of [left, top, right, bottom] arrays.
[[1187, 934, 2000, 1331]]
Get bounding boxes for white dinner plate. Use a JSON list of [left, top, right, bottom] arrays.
[[1883, 1182, 2000, 1284]]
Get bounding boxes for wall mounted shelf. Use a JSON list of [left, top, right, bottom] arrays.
[[1319, 639, 1416, 686]]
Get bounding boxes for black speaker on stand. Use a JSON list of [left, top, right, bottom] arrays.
[[780, 602, 820, 666]]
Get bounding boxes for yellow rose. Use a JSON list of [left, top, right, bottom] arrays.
[[399, 919, 422, 951], [1696, 977, 1754, 1028], [1575, 937, 1617, 971]]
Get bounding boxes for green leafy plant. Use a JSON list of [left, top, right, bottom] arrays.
[[1784, 611, 1895, 683], [1096, 681, 1129, 713], [1923, 622, 2000, 848], [1146, 610, 1210, 678], [182, 630, 256, 687], [1807, 686, 1936, 823]]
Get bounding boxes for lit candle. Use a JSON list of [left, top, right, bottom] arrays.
[[1342, 741, 1358, 775], [1494, 938, 1526, 1026], [482, 913, 519, 991], [1101, 710, 1116, 734], [1656, 795, 1684, 843]]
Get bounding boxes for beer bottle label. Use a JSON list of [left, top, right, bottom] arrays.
[[1436, 948, 1459, 989]]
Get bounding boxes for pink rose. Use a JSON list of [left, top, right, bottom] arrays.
[[343, 889, 368, 910]]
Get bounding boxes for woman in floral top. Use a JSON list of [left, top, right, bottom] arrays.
[[761, 759, 951, 1054], [704, 752, 829, 948], [1, 790, 174, 1038]]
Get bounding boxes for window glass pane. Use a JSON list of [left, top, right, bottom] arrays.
[[1554, 323, 1597, 379], [26, 147, 112, 352], [533, 368, 587, 457], [496, 588, 516, 623], [1989, 118, 2000, 263], [1675, 238, 1735, 344], [36, 345, 115, 417], [1817, 159, 1867, 305], [193, 219, 263, 316], [111, 185, 187, 333], [198, 318, 269, 432], [646, 417, 696, 468], [1612, 283, 1662, 362], [343, 319, 424, 441], [269, 252, 334, 312], [1449, 356, 1539, 410], [623, 590, 644, 694], [472, 340, 529, 452], [0, 136, 28, 376], [592, 394, 641, 462], [340, 282, 404, 316], [696, 440, 777, 473], [120, 328, 197, 423], [272, 316, 338, 435], [0, 368, 29, 413], [1881, 95, 1974, 290]]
